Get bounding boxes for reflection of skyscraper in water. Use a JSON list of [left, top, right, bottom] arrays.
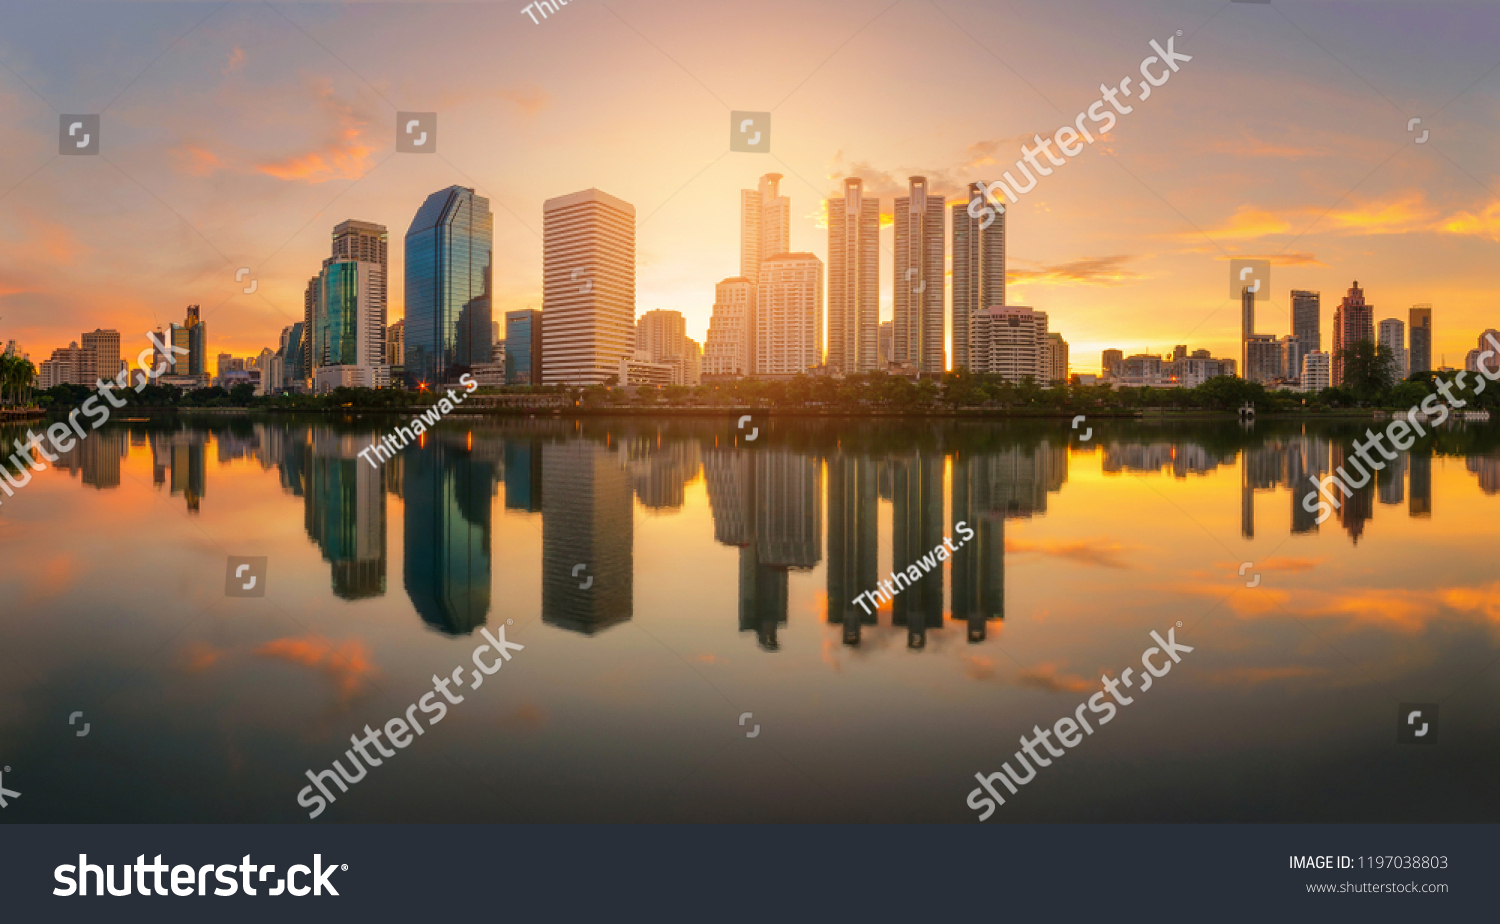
[[1240, 444, 1282, 539], [1465, 453, 1500, 494], [1330, 443, 1373, 544], [503, 438, 543, 512], [150, 430, 207, 512], [1288, 435, 1328, 534], [404, 434, 495, 634], [704, 447, 819, 650], [891, 452, 944, 649], [306, 429, 387, 600], [626, 436, 701, 512], [951, 451, 1004, 643], [1409, 450, 1431, 517], [827, 453, 877, 645], [73, 427, 125, 489], [1378, 451, 1408, 505], [541, 439, 631, 635]]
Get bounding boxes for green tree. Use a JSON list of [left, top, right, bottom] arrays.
[[1335, 341, 1396, 403]]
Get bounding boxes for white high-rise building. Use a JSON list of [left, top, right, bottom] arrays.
[[894, 176, 946, 374], [755, 253, 823, 376], [1046, 332, 1068, 384], [740, 174, 790, 286], [826, 177, 880, 376], [969, 306, 1048, 383], [952, 181, 1005, 372], [636, 309, 686, 362], [1378, 317, 1407, 381], [542, 188, 636, 385], [313, 256, 388, 392], [1301, 351, 1330, 392], [704, 277, 756, 378]]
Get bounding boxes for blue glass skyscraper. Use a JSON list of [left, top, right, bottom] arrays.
[[404, 186, 493, 387]]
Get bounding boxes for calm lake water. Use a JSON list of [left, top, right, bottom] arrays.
[[1, 414, 1497, 822]]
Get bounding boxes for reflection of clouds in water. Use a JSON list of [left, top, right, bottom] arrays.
[[255, 635, 377, 698], [1006, 537, 1137, 569]]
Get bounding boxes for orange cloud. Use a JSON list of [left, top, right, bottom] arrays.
[[1204, 665, 1328, 686], [1016, 660, 1092, 693], [497, 701, 547, 731], [256, 635, 376, 696], [173, 145, 222, 178], [179, 640, 226, 673], [1006, 537, 1136, 569], [1008, 255, 1139, 287], [1215, 556, 1326, 575], [223, 46, 246, 77], [1202, 206, 1295, 241], [257, 83, 374, 184], [498, 82, 550, 116], [1440, 201, 1500, 242]]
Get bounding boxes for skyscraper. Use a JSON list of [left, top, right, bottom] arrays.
[[405, 187, 493, 387], [1331, 281, 1374, 386], [740, 173, 789, 285], [1409, 304, 1433, 374], [952, 181, 1005, 372], [1292, 290, 1320, 354], [1241, 286, 1255, 379], [754, 253, 823, 375], [893, 177, 945, 373], [302, 274, 322, 385], [184, 305, 207, 381], [541, 188, 634, 385], [386, 319, 404, 370], [826, 177, 880, 375], [504, 309, 543, 385], [1378, 317, 1407, 381], [314, 221, 390, 392], [636, 309, 686, 361], [704, 277, 755, 378], [1046, 332, 1068, 384]]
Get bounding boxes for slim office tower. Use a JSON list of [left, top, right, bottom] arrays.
[[1378, 318, 1407, 380], [303, 274, 322, 384], [1291, 290, 1321, 354], [184, 305, 207, 379], [404, 434, 495, 635], [1241, 287, 1255, 379], [740, 173, 790, 285], [1331, 281, 1374, 386], [826, 178, 880, 375], [1409, 450, 1432, 517], [952, 181, 1005, 372], [405, 187, 494, 387], [1047, 332, 1069, 384], [755, 253, 823, 375], [541, 188, 634, 385], [504, 309, 543, 385], [951, 451, 1003, 642], [306, 429, 387, 600], [893, 177, 946, 373], [315, 254, 388, 391], [1409, 304, 1433, 374], [704, 277, 756, 377]]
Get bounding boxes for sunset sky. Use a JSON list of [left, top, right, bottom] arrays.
[[1, 0, 1498, 375]]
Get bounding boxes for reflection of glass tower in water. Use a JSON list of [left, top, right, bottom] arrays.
[[1378, 450, 1408, 505], [951, 450, 1004, 643], [306, 429, 387, 600], [1330, 443, 1373, 544], [891, 451, 944, 649], [827, 453, 877, 646], [704, 447, 820, 651], [77, 428, 125, 489], [404, 435, 494, 634], [503, 438, 543, 512], [542, 439, 631, 635]]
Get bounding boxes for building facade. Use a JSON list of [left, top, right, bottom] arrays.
[[405, 188, 493, 386], [826, 177, 880, 376], [893, 177, 946, 374], [969, 306, 1048, 382], [504, 309, 543, 385], [754, 253, 823, 376], [1301, 351, 1330, 392], [541, 188, 635, 386], [704, 277, 755, 378], [1291, 290, 1320, 354], [1409, 304, 1432, 374], [1378, 317, 1407, 381], [1331, 281, 1375, 386], [740, 174, 789, 286], [1046, 332, 1068, 384], [952, 181, 1005, 372]]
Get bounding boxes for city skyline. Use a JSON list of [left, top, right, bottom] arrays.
[[3, 1, 1498, 379]]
